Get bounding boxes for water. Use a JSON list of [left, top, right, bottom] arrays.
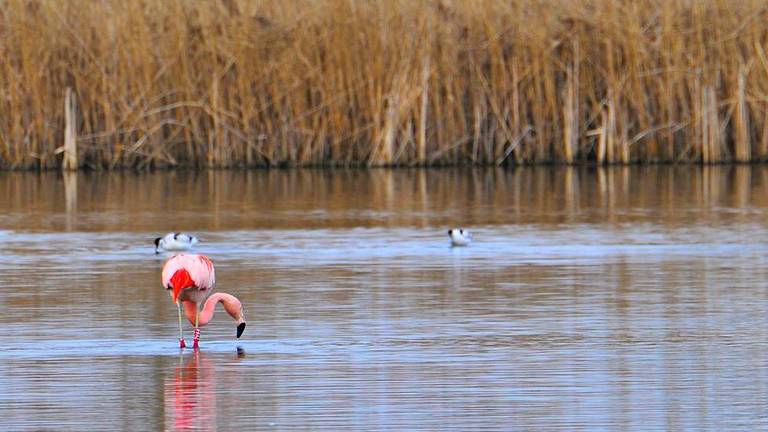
[[1, 167, 768, 430]]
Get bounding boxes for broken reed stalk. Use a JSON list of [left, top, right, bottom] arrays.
[[373, 96, 398, 166], [734, 68, 751, 163], [1, 0, 768, 169], [417, 56, 429, 165], [562, 66, 577, 164], [62, 87, 77, 171], [596, 104, 608, 165], [700, 85, 722, 164]]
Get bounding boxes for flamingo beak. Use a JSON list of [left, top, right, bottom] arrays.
[[236, 312, 246, 338]]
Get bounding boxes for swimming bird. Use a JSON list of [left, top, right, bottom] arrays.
[[162, 254, 246, 349], [448, 228, 472, 246], [155, 232, 199, 254]]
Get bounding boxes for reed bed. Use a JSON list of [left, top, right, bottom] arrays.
[[2, 0, 768, 169]]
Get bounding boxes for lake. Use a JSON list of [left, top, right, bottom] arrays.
[[1, 167, 768, 430]]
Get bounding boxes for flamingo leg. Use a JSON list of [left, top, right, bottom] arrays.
[[177, 302, 186, 349], [193, 307, 200, 349]]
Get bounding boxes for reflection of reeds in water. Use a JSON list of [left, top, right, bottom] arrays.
[[62, 171, 77, 230], [4, 1, 768, 169], [2, 168, 768, 232]]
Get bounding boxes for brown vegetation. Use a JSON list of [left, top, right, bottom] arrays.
[[2, 0, 768, 169]]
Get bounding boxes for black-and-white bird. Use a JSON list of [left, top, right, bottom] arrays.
[[448, 229, 471, 247], [154, 232, 199, 254]]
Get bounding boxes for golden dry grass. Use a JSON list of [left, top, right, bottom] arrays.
[[2, 0, 768, 169]]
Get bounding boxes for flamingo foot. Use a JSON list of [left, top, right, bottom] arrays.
[[179, 338, 187, 349], [193, 328, 200, 349]]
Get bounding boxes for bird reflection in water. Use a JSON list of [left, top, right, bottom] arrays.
[[164, 351, 217, 431]]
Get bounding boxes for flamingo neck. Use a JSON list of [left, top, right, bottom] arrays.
[[182, 293, 242, 327]]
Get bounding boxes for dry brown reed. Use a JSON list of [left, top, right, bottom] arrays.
[[2, 0, 768, 169]]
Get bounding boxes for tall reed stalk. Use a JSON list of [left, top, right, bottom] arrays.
[[2, 0, 768, 169]]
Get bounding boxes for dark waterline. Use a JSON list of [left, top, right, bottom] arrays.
[[1, 167, 768, 430]]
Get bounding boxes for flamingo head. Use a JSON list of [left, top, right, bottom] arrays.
[[221, 295, 246, 338], [237, 317, 246, 339], [234, 305, 247, 338]]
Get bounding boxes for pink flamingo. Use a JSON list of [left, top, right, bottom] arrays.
[[162, 254, 246, 349]]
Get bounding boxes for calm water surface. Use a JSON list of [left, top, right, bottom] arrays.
[[2, 167, 768, 430]]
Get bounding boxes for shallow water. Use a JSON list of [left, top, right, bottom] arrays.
[[2, 167, 768, 430]]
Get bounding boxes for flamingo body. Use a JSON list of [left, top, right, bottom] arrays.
[[162, 254, 215, 303]]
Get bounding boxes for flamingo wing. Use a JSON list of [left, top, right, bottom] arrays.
[[162, 254, 216, 301]]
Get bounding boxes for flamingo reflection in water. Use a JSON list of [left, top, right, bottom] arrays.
[[164, 351, 217, 430]]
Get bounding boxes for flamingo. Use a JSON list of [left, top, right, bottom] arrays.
[[448, 228, 472, 246], [155, 232, 199, 254], [162, 254, 246, 349]]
